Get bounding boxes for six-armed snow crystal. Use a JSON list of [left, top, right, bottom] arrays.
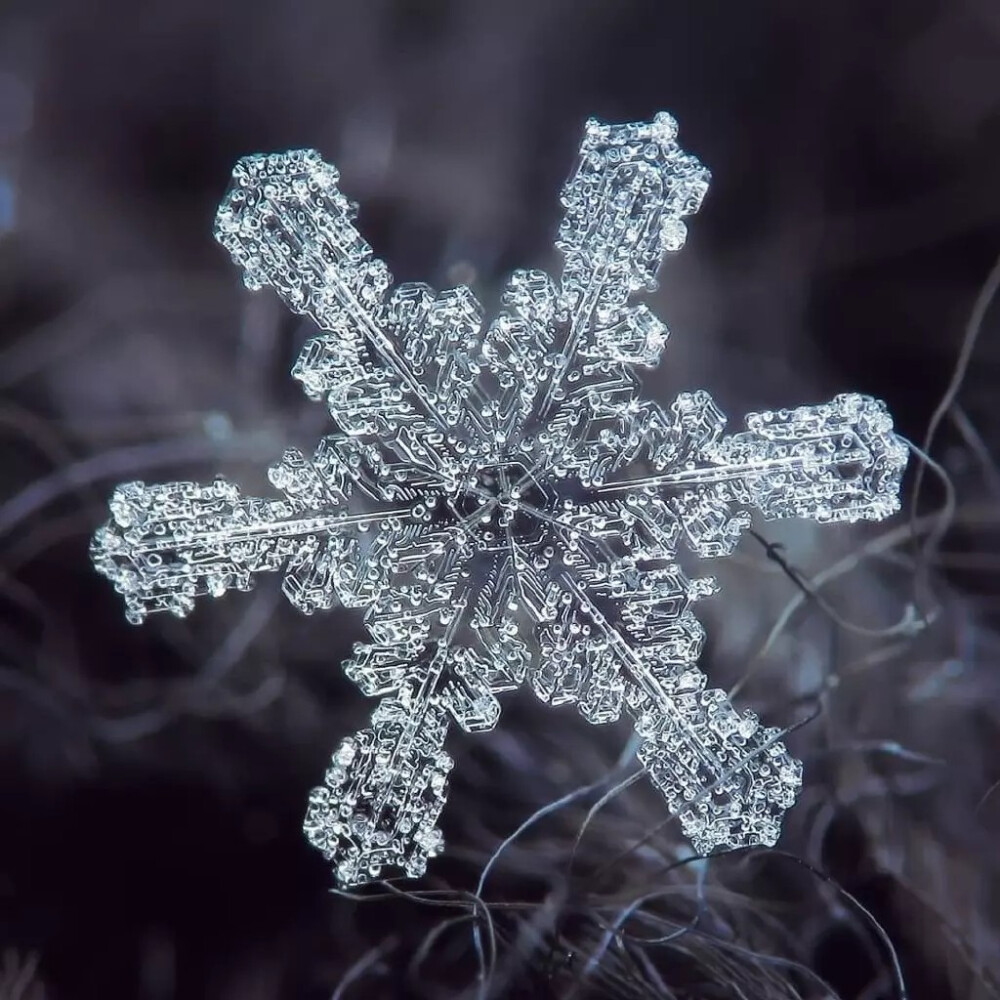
[[91, 113, 908, 886]]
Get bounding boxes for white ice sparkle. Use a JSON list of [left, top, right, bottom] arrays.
[[91, 113, 908, 887]]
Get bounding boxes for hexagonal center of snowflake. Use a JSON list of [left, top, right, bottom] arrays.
[[447, 462, 551, 551]]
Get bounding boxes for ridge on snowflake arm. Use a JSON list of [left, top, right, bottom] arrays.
[[91, 112, 908, 884]]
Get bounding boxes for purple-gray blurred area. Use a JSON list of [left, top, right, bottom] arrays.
[[2, 2, 1000, 998]]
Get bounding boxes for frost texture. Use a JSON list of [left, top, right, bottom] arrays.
[[91, 113, 908, 886]]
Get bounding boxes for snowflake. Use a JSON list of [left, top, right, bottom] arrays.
[[91, 113, 908, 887]]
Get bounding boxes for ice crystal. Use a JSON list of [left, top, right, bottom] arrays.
[[91, 113, 908, 886]]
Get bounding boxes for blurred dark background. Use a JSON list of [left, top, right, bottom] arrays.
[[2, 1, 1000, 997]]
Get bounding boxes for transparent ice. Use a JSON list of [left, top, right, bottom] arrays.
[[91, 113, 908, 887]]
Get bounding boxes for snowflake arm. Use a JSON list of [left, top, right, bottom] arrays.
[[591, 390, 909, 557], [89, 433, 413, 623], [536, 112, 707, 418], [305, 588, 495, 885], [92, 113, 908, 886], [215, 150, 489, 476]]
